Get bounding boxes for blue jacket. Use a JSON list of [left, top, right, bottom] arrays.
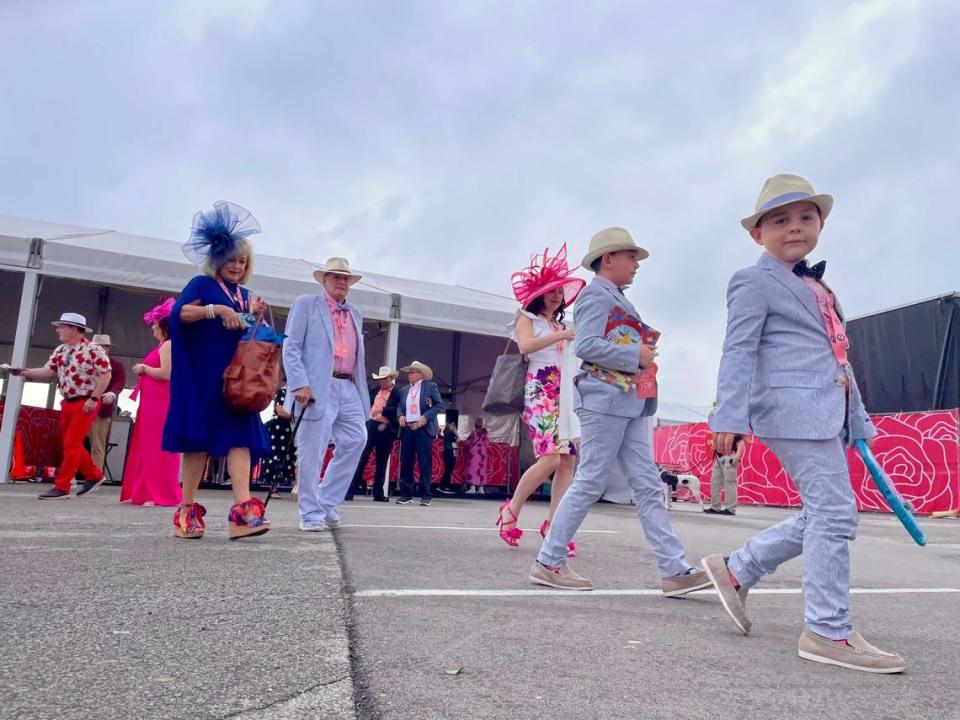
[[396, 381, 444, 437], [710, 252, 875, 442]]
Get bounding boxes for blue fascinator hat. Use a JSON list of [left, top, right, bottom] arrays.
[[182, 200, 262, 265]]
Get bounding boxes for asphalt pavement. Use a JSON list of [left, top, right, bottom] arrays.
[[2, 483, 959, 720]]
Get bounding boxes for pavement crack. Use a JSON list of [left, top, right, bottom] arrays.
[[331, 528, 382, 720], [217, 675, 352, 719]]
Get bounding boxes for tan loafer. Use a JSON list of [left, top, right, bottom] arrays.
[[798, 630, 906, 673], [661, 569, 713, 597], [528, 561, 593, 591], [701, 554, 751, 635]]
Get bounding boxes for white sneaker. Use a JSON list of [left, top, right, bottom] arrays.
[[299, 520, 327, 532], [324, 516, 341, 529]]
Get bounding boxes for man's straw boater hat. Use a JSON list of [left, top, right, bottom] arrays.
[[313, 256, 362, 285], [51, 312, 92, 332], [371, 366, 399, 380], [741, 174, 833, 231], [401, 361, 433, 381], [580, 227, 649, 270]]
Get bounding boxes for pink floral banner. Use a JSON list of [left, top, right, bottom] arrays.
[[654, 410, 960, 514]]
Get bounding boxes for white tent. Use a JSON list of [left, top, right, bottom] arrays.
[[0, 213, 517, 479]]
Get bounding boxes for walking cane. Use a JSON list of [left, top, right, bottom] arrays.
[[264, 399, 313, 508]]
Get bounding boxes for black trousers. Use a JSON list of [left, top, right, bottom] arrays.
[[438, 448, 457, 489], [346, 421, 394, 500], [398, 427, 434, 500]]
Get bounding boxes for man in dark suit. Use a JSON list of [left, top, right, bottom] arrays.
[[345, 366, 401, 501], [395, 361, 444, 506]]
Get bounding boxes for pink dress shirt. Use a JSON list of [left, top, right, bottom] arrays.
[[325, 293, 358, 376], [800, 276, 850, 369]]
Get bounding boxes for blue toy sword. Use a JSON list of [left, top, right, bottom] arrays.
[[855, 439, 926, 547]]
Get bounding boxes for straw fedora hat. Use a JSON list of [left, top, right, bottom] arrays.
[[580, 227, 649, 270], [50, 312, 92, 332], [371, 366, 399, 380], [400, 361, 433, 381], [741, 173, 833, 230], [92, 334, 112, 346], [313, 256, 362, 285]]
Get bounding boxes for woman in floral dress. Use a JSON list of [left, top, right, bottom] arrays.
[[496, 245, 585, 551]]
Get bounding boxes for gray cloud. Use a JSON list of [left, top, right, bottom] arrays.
[[1, 0, 956, 405]]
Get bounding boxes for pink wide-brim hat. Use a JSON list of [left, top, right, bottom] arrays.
[[511, 244, 586, 310]]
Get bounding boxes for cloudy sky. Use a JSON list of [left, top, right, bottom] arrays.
[[1, 0, 957, 406]]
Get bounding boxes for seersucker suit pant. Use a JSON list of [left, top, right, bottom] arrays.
[[295, 379, 367, 525], [538, 409, 693, 577], [728, 432, 859, 639]]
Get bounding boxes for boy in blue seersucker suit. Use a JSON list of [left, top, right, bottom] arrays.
[[530, 227, 711, 598], [703, 174, 906, 673]]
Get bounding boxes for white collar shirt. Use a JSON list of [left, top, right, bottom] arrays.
[[405, 381, 423, 422]]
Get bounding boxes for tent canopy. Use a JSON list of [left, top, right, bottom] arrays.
[[0, 213, 517, 337]]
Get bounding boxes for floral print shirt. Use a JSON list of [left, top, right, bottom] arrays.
[[45, 339, 111, 399]]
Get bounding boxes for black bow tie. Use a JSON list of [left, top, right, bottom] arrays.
[[792, 260, 826, 281], [333, 304, 349, 313]]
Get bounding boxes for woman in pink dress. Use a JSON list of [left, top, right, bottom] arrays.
[[120, 299, 182, 506]]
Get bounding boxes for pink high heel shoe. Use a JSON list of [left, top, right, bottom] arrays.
[[496, 501, 523, 547], [540, 519, 576, 558]]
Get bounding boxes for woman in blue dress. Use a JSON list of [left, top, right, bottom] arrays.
[[163, 201, 271, 540]]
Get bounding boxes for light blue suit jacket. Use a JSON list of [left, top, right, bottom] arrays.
[[710, 252, 875, 442], [572, 276, 657, 419], [282, 293, 370, 421]]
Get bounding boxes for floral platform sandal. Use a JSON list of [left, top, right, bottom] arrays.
[[173, 503, 207, 539], [496, 501, 523, 547], [228, 497, 270, 540], [540, 519, 576, 558]]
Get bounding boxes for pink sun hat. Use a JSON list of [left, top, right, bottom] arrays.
[[510, 244, 586, 310]]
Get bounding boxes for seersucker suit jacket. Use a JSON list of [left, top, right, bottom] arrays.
[[282, 293, 371, 422], [710, 252, 875, 442], [572, 276, 658, 419]]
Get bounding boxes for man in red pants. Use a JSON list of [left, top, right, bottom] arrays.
[[9, 312, 112, 499]]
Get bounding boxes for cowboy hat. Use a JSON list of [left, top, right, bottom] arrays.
[[740, 173, 833, 230], [401, 361, 433, 381], [580, 227, 650, 270], [50, 312, 92, 332], [92, 334, 112, 346], [371, 366, 399, 380], [313, 256, 362, 285]]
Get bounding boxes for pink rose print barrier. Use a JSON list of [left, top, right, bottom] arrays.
[[654, 410, 960, 514], [327, 439, 520, 487]]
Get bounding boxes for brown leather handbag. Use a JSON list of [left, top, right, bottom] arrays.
[[223, 308, 281, 414]]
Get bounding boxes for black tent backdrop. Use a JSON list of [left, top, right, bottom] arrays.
[[847, 292, 960, 413]]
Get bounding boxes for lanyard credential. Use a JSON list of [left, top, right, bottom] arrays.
[[216, 278, 248, 313]]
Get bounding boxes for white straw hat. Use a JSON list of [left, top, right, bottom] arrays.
[[741, 173, 833, 230], [371, 366, 399, 379], [313, 257, 362, 285], [580, 227, 649, 270], [51, 313, 92, 332], [400, 361, 433, 381]]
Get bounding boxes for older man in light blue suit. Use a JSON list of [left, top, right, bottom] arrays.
[[704, 174, 904, 674], [532, 227, 711, 597], [284, 257, 370, 531]]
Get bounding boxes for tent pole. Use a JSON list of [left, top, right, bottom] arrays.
[[381, 321, 400, 499], [384, 321, 399, 372], [0, 270, 41, 483]]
